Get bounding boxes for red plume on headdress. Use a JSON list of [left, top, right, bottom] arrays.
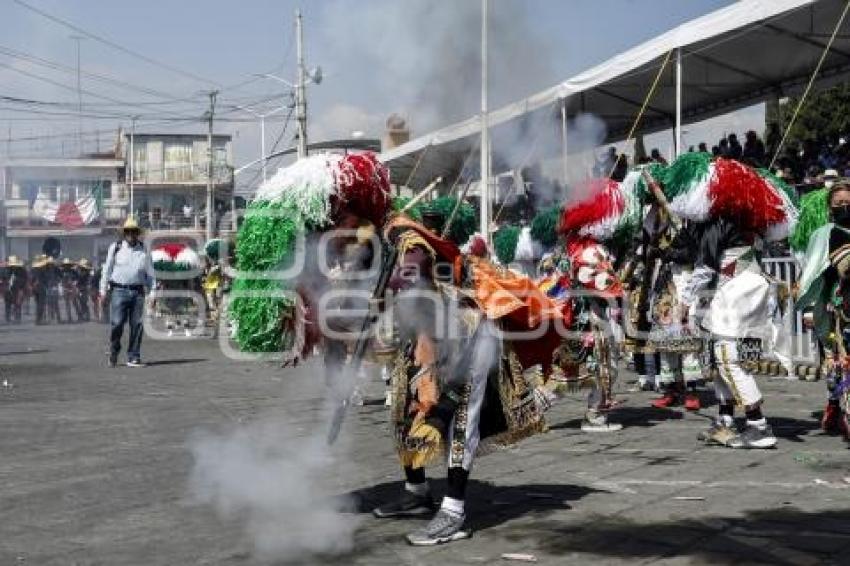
[[709, 158, 784, 234], [558, 178, 623, 236], [332, 152, 392, 227]]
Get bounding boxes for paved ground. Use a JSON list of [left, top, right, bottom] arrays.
[[1, 318, 849, 566]]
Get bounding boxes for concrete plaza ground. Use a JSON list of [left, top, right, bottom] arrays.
[[1, 319, 849, 565]]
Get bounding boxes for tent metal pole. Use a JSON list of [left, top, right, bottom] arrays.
[[480, 0, 491, 246], [560, 97, 568, 185], [675, 47, 683, 157]]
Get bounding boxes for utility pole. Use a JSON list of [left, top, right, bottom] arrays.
[[129, 116, 137, 218], [295, 9, 308, 159], [480, 0, 491, 247], [206, 90, 219, 241], [71, 35, 84, 155]]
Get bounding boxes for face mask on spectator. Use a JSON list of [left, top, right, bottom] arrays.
[[831, 204, 850, 227]]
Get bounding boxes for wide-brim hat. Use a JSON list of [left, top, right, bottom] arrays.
[[78, 258, 92, 269], [6, 255, 23, 267], [122, 216, 142, 233], [61, 258, 75, 267]]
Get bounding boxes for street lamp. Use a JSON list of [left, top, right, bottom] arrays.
[[231, 104, 289, 183], [256, 63, 321, 159]]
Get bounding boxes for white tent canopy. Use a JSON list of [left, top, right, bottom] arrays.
[[382, 0, 850, 190]]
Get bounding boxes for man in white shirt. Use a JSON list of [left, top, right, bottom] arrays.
[[99, 217, 155, 367]]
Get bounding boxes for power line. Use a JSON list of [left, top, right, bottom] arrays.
[[0, 44, 199, 104], [12, 0, 219, 87]]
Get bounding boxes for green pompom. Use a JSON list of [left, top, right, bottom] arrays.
[[230, 200, 302, 352], [235, 201, 300, 272], [758, 168, 800, 208], [635, 162, 668, 202], [391, 196, 423, 221], [229, 278, 294, 353], [662, 152, 711, 198], [493, 224, 521, 264], [530, 205, 561, 247], [421, 196, 477, 244], [790, 188, 828, 252]]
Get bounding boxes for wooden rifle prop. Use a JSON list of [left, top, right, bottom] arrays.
[[327, 236, 399, 444]]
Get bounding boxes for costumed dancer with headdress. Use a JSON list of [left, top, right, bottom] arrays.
[[372, 208, 570, 545], [634, 165, 704, 409], [229, 152, 392, 389], [796, 180, 850, 440], [557, 176, 639, 432], [664, 154, 797, 448]]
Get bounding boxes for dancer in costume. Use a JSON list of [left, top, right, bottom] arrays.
[[557, 175, 649, 432], [229, 152, 392, 389], [657, 154, 797, 448], [373, 211, 570, 545], [797, 181, 850, 440]]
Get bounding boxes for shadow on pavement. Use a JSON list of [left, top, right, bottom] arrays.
[[345, 479, 605, 532], [144, 358, 207, 367], [549, 405, 688, 431], [489, 507, 850, 565]]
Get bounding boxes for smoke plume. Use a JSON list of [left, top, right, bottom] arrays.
[[188, 409, 360, 561]]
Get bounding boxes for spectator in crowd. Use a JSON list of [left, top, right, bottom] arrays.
[[698, 142, 708, 153], [718, 137, 729, 157], [727, 133, 743, 159], [742, 130, 766, 166], [650, 148, 667, 164]]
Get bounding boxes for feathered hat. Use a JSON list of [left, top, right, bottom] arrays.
[[231, 152, 392, 354]]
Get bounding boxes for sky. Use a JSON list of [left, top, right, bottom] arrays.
[[0, 0, 764, 192]]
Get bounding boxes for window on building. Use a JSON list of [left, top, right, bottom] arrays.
[[38, 185, 57, 201], [164, 142, 192, 182], [132, 144, 147, 182]]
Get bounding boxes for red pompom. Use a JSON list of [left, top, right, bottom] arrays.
[[559, 178, 622, 235], [709, 158, 784, 233], [468, 235, 488, 257], [333, 152, 392, 227], [155, 243, 185, 259]]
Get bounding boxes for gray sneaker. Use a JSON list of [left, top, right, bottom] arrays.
[[728, 424, 777, 449], [406, 510, 471, 546], [581, 411, 623, 433]]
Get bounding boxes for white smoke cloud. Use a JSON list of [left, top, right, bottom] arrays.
[[188, 414, 361, 561]]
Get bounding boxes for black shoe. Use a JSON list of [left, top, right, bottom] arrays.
[[373, 490, 436, 518], [108, 353, 118, 368]]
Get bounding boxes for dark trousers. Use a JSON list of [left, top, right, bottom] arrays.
[[110, 287, 144, 361]]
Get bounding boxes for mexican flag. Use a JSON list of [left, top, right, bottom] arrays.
[[32, 185, 101, 229]]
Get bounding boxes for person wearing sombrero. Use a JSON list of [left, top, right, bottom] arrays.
[[99, 217, 155, 367], [3, 255, 27, 323], [60, 258, 79, 323], [75, 258, 92, 322], [30, 254, 51, 324]]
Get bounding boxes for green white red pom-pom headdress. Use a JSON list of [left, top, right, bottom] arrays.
[[152, 243, 202, 272], [231, 152, 391, 353], [661, 153, 798, 240]]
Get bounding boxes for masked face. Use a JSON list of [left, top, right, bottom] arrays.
[[831, 189, 850, 227], [832, 204, 850, 227]]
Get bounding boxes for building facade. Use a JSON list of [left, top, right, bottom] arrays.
[[0, 131, 234, 264], [127, 133, 233, 235], [1, 155, 128, 262]]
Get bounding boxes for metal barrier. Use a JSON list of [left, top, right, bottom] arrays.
[[761, 256, 819, 365]]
